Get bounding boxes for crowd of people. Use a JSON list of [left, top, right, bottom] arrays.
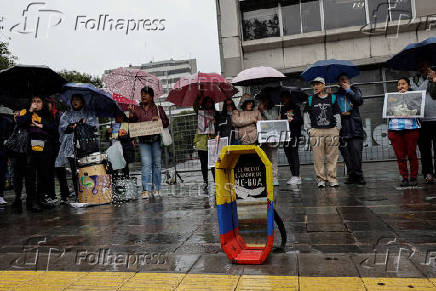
[[194, 59, 436, 190], [0, 59, 435, 213]]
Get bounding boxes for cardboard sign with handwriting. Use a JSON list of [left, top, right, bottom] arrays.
[[129, 120, 163, 138]]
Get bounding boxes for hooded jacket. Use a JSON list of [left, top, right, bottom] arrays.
[[335, 85, 364, 139]]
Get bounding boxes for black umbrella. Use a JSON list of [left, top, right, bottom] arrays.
[[256, 86, 308, 105], [0, 65, 66, 110]]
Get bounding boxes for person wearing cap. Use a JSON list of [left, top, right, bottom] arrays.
[[232, 93, 262, 145], [335, 73, 366, 185], [304, 77, 341, 188]]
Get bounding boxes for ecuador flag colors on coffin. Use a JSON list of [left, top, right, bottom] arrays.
[[215, 145, 274, 265]]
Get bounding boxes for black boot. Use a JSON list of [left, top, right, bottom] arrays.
[[356, 176, 366, 185], [12, 198, 23, 213], [344, 176, 355, 184]]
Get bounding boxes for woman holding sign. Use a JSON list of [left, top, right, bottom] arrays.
[[387, 78, 420, 188], [129, 87, 169, 199]]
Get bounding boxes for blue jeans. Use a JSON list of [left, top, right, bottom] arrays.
[[139, 141, 162, 191]]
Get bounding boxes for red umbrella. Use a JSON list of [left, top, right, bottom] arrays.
[[167, 72, 238, 107], [112, 93, 138, 111]]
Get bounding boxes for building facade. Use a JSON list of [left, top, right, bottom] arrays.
[[216, 0, 436, 159]]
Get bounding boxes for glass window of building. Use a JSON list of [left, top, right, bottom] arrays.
[[323, 0, 367, 30], [301, 0, 322, 33], [368, 0, 412, 23], [240, 0, 280, 41], [281, 0, 302, 36], [389, 0, 413, 22]]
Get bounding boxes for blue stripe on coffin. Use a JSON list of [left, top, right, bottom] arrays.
[[267, 202, 274, 236], [217, 201, 238, 235]]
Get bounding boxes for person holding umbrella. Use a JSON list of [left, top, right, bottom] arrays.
[[56, 94, 99, 197], [193, 95, 217, 190], [128, 86, 169, 199], [386, 38, 436, 184], [411, 58, 436, 184], [16, 96, 56, 212], [232, 93, 262, 145], [334, 73, 366, 185], [280, 91, 303, 186], [304, 77, 341, 188]]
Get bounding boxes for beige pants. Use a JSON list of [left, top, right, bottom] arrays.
[[309, 127, 340, 183], [262, 144, 278, 181]]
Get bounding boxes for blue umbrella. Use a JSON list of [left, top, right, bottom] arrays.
[[301, 59, 360, 84], [61, 83, 125, 118], [387, 37, 436, 71]]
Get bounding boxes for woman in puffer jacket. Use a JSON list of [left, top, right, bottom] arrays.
[[232, 94, 262, 145]]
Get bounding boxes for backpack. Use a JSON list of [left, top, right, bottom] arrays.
[[308, 94, 336, 107]]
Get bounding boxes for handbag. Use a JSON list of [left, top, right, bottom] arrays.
[[157, 106, 173, 146], [74, 123, 99, 157], [5, 126, 29, 155]]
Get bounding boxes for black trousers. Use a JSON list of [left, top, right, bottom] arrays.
[[68, 158, 79, 196], [13, 155, 28, 200], [340, 137, 364, 178], [418, 121, 436, 177], [0, 151, 7, 198], [283, 140, 300, 177], [26, 150, 51, 206], [47, 149, 70, 200], [198, 150, 208, 184]]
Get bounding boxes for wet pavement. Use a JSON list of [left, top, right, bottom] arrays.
[[1, 161, 436, 284]]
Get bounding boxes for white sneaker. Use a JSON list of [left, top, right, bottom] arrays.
[[0, 197, 7, 205], [329, 181, 339, 187], [287, 176, 302, 185], [317, 180, 326, 188]]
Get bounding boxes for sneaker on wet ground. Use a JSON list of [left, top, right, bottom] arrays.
[[400, 179, 409, 187], [317, 180, 326, 188], [329, 181, 339, 187], [287, 177, 302, 185], [152, 190, 160, 197], [142, 191, 150, 199], [409, 178, 418, 187], [0, 197, 7, 205]]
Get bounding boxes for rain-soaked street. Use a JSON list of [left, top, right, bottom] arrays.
[[1, 161, 436, 290]]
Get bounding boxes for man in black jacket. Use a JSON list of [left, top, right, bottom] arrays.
[[335, 73, 366, 185]]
